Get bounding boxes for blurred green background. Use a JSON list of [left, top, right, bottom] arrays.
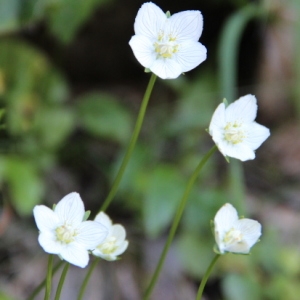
[[0, 0, 300, 299]]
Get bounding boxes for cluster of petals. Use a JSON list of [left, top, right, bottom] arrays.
[[92, 212, 128, 261], [209, 94, 270, 161], [129, 2, 207, 79], [214, 203, 261, 254], [33, 193, 109, 268]]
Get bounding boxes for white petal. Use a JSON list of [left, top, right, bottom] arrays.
[[94, 212, 113, 230], [225, 240, 250, 254], [76, 221, 108, 250], [168, 10, 203, 42], [33, 205, 60, 232], [129, 35, 156, 69], [234, 219, 262, 249], [244, 122, 270, 151], [60, 243, 89, 268], [209, 103, 226, 135], [55, 192, 85, 226], [38, 231, 61, 254], [174, 41, 206, 72], [217, 141, 255, 161], [111, 224, 126, 244], [150, 57, 182, 79], [214, 203, 239, 238], [134, 2, 166, 39], [114, 240, 129, 256], [225, 95, 257, 124]]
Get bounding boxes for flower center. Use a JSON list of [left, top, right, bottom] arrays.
[[97, 236, 118, 254], [223, 228, 243, 246], [56, 224, 77, 244], [224, 122, 245, 144], [154, 32, 178, 59]]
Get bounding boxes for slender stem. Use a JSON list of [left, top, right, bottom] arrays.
[[44, 254, 53, 300], [143, 146, 217, 300], [27, 260, 64, 300], [100, 73, 157, 212], [77, 258, 100, 300], [218, 4, 263, 213], [196, 254, 220, 300], [54, 263, 70, 300]]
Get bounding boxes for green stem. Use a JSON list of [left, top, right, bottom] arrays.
[[143, 146, 217, 300], [77, 258, 100, 300], [54, 263, 70, 300], [100, 73, 157, 212], [44, 254, 53, 300], [27, 260, 64, 300], [196, 254, 220, 300], [218, 4, 265, 213]]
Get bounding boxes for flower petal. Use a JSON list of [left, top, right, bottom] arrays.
[[217, 141, 255, 161], [114, 240, 129, 257], [225, 95, 257, 124], [94, 212, 113, 230], [234, 218, 262, 249], [168, 10, 203, 42], [225, 240, 250, 254], [60, 243, 89, 268], [129, 35, 156, 69], [214, 203, 239, 237], [174, 41, 207, 72], [209, 103, 226, 136], [244, 122, 270, 151], [55, 192, 85, 226], [150, 57, 182, 79], [33, 205, 60, 232], [111, 224, 126, 243], [134, 2, 166, 39], [76, 221, 108, 250], [38, 231, 61, 255]]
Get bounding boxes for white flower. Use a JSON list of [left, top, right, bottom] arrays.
[[214, 203, 261, 254], [92, 212, 128, 261], [33, 192, 108, 268], [129, 2, 207, 79], [209, 94, 270, 161]]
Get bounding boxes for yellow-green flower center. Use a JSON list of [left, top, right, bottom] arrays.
[[97, 236, 118, 254], [223, 228, 243, 245], [56, 224, 77, 244], [224, 122, 245, 144], [154, 32, 179, 59]]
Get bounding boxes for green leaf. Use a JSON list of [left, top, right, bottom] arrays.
[[0, 0, 20, 33], [34, 107, 75, 149], [5, 157, 44, 215], [222, 273, 261, 300], [46, 0, 111, 44], [143, 164, 185, 238], [76, 93, 132, 144], [176, 232, 214, 278], [167, 73, 218, 135], [0, 0, 46, 34]]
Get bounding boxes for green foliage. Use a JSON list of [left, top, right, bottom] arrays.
[[76, 93, 133, 145], [5, 157, 44, 215], [0, 0, 42, 34], [176, 232, 214, 278], [143, 164, 185, 238], [46, 0, 112, 44], [222, 273, 261, 300], [0, 39, 73, 214]]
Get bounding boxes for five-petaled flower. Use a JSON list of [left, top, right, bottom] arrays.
[[129, 2, 207, 79], [209, 94, 270, 161], [92, 212, 128, 261], [33, 192, 108, 268], [214, 203, 262, 254]]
